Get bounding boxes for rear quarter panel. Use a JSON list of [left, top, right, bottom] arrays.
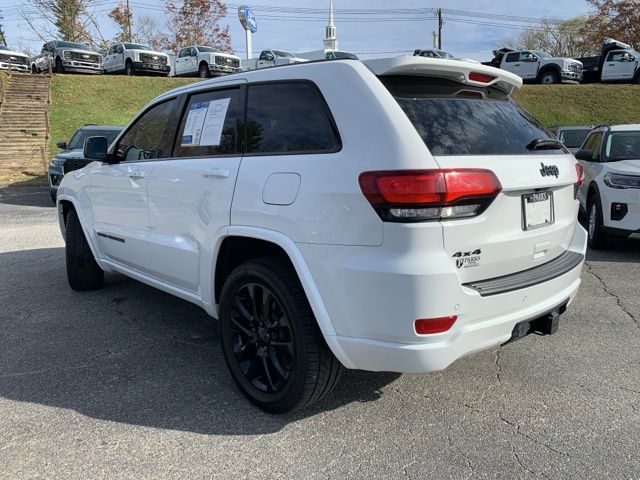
[[230, 61, 440, 247]]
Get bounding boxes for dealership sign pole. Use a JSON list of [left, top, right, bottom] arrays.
[[238, 5, 258, 60]]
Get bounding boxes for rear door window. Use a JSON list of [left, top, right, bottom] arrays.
[[174, 88, 244, 157], [245, 82, 340, 154], [380, 76, 559, 156]]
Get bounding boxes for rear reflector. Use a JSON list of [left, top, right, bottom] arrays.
[[468, 72, 496, 84], [359, 169, 502, 222], [415, 316, 457, 334]]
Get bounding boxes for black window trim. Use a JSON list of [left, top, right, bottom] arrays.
[[112, 79, 342, 164], [243, 79, 343, 157]]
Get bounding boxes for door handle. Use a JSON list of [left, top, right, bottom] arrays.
[[608, 63, 615, 66], [514, 63, 521, 66], [127, 171, 145, 179], [202, 168, 230, 179]]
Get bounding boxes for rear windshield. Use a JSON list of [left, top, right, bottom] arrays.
[[381, 76, 560, 156], [605, 131, 640, 161], [68, 128, 122, 150], [558, 129, 591, 149]]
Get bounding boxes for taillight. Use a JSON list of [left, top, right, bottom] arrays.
[[415, 316, 457, 334], [358, 169, 502, 222], [574, 163, 584, 198], [468, 72, 496, 84]]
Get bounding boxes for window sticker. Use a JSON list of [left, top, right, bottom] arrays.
[[181, 98, 231, 147]]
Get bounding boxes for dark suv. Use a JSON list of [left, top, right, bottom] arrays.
[[549, 125, 593, 154], [48, 125, 123, 203]]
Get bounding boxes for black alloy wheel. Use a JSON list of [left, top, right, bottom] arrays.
[[219, 258, 343, 413], [228, 282, 293, 394]]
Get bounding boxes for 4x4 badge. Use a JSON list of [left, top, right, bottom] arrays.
[[540, 163, 559, 178]]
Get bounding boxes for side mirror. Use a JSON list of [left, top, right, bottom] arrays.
[[527, 54, 538, 62], [84, 136, 110, 162], [574, 149, 593, 161], [56, 140, 67, 149]]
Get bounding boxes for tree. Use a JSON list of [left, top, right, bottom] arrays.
[[158, 0, 232, 52], [580, 0, 640, 51], [499, 17, 598, 57], [108, 1, 132, 43], [21, 0, 95, 43]]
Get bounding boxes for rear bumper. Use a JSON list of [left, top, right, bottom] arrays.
[[301, 223, 587, 373]]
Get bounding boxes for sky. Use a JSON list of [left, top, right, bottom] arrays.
[[0, 0, 592, 60]]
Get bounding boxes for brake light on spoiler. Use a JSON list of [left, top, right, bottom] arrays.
[[359, 169, 502, 222]]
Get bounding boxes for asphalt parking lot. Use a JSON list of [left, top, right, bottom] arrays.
[[0, 185, 638, 479]]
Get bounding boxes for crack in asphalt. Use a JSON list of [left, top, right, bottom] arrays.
[[586, 262, 639, 330]]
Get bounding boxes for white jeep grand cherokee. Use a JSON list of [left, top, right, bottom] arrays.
[[57, 57, 587, 413]]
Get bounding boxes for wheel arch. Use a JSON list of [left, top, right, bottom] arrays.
[[56, 196, 104, 271], [212, 227, 354, 369], [537, 64, 561, 82], [199, 60, 209, 70]]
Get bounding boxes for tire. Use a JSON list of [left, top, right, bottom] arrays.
[[125, 61, 135, 76], [65, 209, 104, 290], [634, 72, 640, 84], [198, 63, 211, 78], [55, 57, 65, 74], [539, 70, 558, 85], [50, 191, 57, 205], [31, 64, 37, 74], [219, 257, 343, 413], [587, 194, 607, 249]]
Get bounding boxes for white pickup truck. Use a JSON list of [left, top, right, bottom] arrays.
[[30, 41, 102, 74], [483, 48, 583, 84], [241, 49, 307, 71], [297, 49, 359, 61], [578, 38, 640, 84], [103, 42, 170, 76], [0, 45, 30, 73], [174, 45, 241, 78]]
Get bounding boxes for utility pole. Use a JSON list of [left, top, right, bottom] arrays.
[[436, 8, 443, 50], [0, 11, 7, 47], [126, 0, 132, 42]]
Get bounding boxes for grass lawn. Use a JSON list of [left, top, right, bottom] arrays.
[[49, 74, 198, 157], [44, 77, 640, 165], [514, 84, 640, 127]]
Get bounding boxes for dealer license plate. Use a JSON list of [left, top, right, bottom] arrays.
[[522, 191, 554, 230]]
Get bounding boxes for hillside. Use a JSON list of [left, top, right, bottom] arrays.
[[49, 74, 198, 156], [5, 74, 640, 185], [513, 84, 640, 127]]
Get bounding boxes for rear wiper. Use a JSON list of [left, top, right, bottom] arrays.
[[526, 138, 566, 151]]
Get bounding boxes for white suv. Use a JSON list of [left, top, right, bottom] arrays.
[[57, 57, 587, 413], [576, 124, 640, 248]]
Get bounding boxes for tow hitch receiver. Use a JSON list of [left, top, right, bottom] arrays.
[[505, 302, 567, 345]]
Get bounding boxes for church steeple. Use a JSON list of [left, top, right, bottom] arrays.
[[323, 0, 338, 50]]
